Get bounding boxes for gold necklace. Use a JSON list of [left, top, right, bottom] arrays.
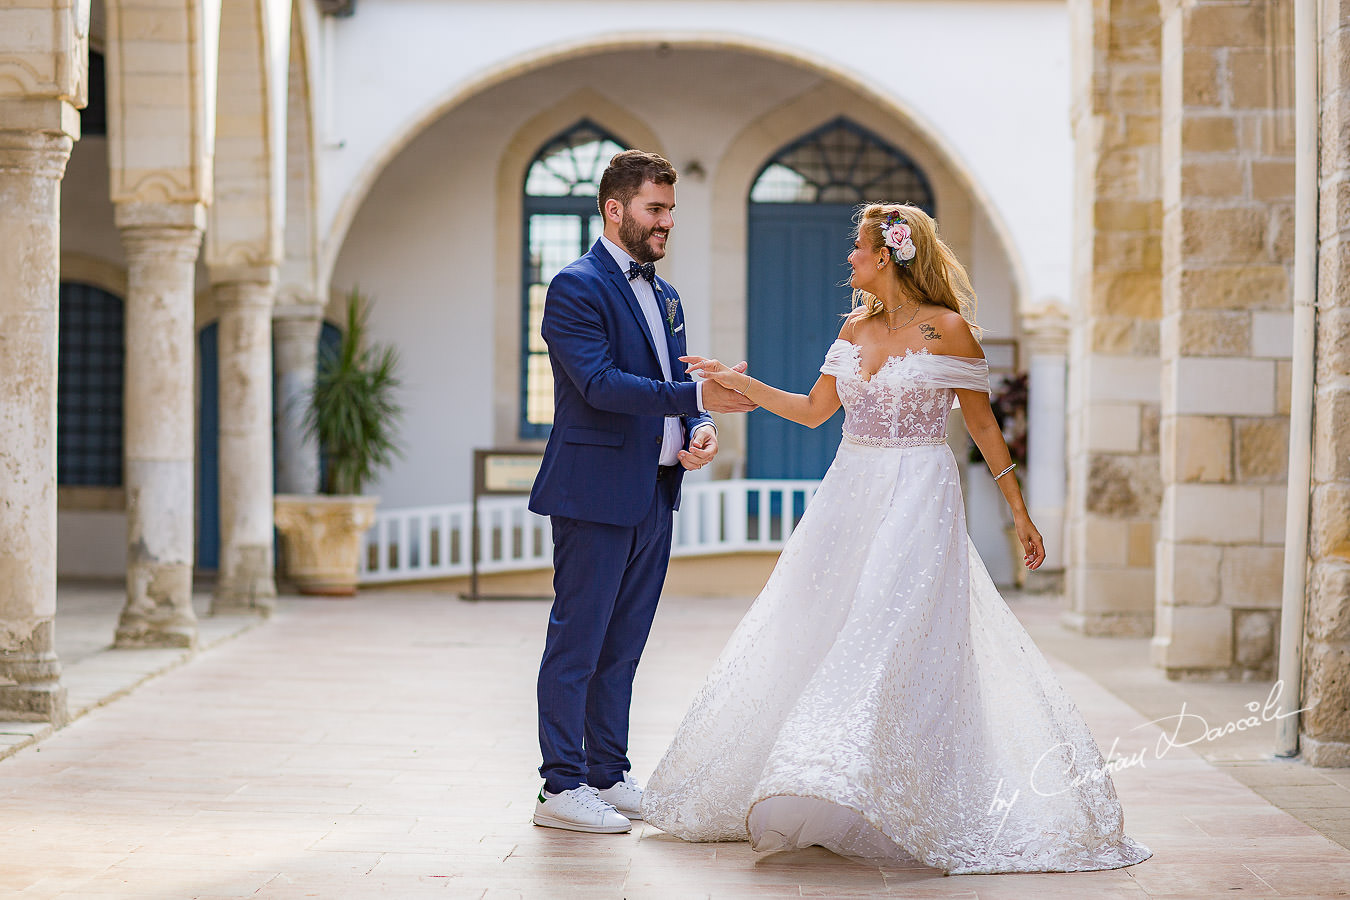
[[882, 300, 920, 333]]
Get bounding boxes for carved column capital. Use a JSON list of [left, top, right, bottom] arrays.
[[1020, 301, 1071, 357], [212, 274, 278, 313], [0, 127, 73, 180]]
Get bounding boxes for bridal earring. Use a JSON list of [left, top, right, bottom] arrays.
[[876, 259, 886, 269]]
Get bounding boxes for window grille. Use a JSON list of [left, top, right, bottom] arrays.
[[57, 281, 124, 486], [750, 117, 934, 211]]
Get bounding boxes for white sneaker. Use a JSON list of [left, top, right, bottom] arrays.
[[595, 773, 643, 820], [532, 785, 632, 834]]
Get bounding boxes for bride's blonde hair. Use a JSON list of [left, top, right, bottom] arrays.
[[851, 203, 979, 334]]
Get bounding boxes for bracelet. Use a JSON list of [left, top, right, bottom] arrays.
[[993, 463, 1017, 481]]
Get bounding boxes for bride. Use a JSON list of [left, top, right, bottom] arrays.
[[642, 203, 1151, 874]]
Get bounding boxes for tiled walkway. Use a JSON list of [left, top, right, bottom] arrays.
[[2, 587, 1350, 898]]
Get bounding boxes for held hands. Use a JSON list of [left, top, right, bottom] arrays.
[[1015, 516, 1046, 570], [681, 355, 744, 388], [682, 358, 757, 413]]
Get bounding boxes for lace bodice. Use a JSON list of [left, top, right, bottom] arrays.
[[819, 339, 991, 448]]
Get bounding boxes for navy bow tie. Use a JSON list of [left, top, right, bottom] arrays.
[[627, 260, 657, 284]]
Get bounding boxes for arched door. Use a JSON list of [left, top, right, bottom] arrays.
[[747, 118, 935, 478]]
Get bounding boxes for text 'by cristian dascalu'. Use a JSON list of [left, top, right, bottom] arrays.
[[985, 680, 1309, 841]]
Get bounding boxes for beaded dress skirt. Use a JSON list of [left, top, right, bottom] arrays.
[[641, 341, 1151, 874]]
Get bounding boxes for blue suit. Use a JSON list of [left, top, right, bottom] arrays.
[[529, 239, 712, 793]]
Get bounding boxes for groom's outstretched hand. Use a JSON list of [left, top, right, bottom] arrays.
[[689, 360, 758, 413]]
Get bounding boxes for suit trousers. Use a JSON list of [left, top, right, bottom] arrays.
[[537, 473, 677, 793]]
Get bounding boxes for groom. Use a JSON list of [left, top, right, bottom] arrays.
[[528, 150, 754, 833]]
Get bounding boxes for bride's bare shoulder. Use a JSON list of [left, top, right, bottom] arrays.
[[919, 309, 983, 359], [838, 307, 869, 341]]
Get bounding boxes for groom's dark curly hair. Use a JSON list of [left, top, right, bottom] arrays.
[[597, 150, 678, 213]]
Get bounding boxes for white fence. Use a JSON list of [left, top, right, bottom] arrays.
[[358, 479, 820, 584]]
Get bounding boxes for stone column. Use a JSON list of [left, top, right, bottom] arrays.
[[211, 274, 278, 614], [1064, 0, 1164, 635], [0, 115, 74, 723], [1301, 0, 1350, 765], [1153, 0, 1293, 678], [273, 304, 323, 495], [1022, 304, 1071, 581], [115, 202, 204, 649]]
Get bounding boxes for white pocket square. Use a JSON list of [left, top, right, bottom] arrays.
[[674, 323, 685, 334]]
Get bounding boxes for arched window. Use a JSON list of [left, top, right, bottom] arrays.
[[750, 117, 934, 210], [57, 282, 123, 486], [520, 120, 628, 439]]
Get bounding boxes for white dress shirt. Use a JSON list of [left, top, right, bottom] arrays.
[[599, 235, 712, 467]]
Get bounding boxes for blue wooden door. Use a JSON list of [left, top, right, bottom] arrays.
[[746, 203, 855, 479], [198, 324, 220, 569]]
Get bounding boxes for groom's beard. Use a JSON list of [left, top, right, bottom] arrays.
[[619, 209, 666, 264]]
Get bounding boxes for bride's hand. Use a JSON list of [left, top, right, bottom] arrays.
[[1015, 518, 1045, 570], [680, 356, 746, 390]]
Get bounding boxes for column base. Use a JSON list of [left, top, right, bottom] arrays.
[[1061, 609, 1154, 637], [114, 619, 198, 650], [1021, 568, 1065, 594], [116, 564, 199, 649], [0, 620, 67, 723], [0, 681, 68, 725], [1301, 735, 1350, 767], [211, 546, 276, 616]]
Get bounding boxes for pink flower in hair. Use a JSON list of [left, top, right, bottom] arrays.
[[884, 221, 911, 248], [882, 214, 917, 266]]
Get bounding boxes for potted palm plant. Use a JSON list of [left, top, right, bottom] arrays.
[[274, 288, 403, 595]]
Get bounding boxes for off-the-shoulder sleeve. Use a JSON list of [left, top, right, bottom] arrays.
[[819, 339, 856, 378], [916, 354, 992, 393]]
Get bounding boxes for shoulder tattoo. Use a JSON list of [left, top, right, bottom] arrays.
[[920, 323, 942, 341]]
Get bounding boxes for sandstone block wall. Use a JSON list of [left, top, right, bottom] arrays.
[[1152, 0, 1294, 679], [1066, 0, 1164, 636]]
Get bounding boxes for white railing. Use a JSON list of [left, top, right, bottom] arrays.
[[359, 478, 820, 584]]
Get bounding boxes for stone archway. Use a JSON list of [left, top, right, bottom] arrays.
[[328, 42, 1029, 517], [321, 33, 1037, 315]]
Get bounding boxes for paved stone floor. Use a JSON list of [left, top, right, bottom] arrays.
[[2, 586, 1350, 898]]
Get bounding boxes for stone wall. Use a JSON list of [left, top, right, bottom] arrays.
[[1302, 0, 1350, 763], [1152, 0, 1294, 679], [1065, 0, 1164, 636]]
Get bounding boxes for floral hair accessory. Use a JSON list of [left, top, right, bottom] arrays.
[[882, 213, 917, 266]]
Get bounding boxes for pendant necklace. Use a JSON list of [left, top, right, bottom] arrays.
[[882, 300, 920, 333]]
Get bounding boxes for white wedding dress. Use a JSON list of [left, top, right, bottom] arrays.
[[642, 341, 1151, 875]]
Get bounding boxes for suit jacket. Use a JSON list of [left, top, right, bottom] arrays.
[[528, 240, 713, 527]]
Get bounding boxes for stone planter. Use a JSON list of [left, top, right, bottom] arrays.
[[273, 494, 378, 596]]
